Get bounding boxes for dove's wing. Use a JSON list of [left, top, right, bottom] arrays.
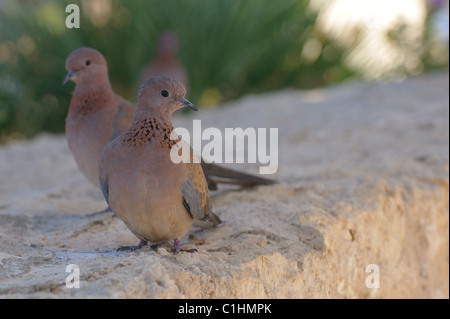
[[111, 97, 135, 140], [180, 144, 221, 227]]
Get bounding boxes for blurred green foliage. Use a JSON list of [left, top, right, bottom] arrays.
[[0, 0, 353, 142]]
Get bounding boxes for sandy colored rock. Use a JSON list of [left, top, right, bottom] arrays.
[[0, 73, 448, 298]]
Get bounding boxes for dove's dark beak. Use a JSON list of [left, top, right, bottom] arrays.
[[63, 70, 76, 85], [180, 97, 198, 111]]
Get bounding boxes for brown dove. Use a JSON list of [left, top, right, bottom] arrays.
[[64, 47, 275, 212], [99, 76, 218, 252], [64, 47, 134, 189], [140, 31, 189, 89]]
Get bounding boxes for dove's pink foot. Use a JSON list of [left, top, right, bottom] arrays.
[[173, 238, 197, 254]]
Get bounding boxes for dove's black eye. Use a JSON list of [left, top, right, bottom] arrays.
[[160, 89, 169, 97], [85, 60, 91, 66]]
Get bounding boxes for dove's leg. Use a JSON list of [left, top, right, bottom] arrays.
[[173, 238, 197, 254], [117, 239, 148, 252]]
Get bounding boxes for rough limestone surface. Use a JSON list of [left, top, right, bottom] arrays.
[[0, 73, 448, 299]]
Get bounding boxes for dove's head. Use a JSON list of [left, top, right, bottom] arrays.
[[64, 47, 108, 85], [137, 76, 198, 117], [157, 31, 179, 55]]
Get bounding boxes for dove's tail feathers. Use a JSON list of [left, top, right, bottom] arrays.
[[201, 162, 277, 190]]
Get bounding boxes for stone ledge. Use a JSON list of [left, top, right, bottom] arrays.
[[0, 73, 448, 298]]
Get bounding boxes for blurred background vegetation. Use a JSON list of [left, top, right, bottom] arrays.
[[0, 0, 448, 142]]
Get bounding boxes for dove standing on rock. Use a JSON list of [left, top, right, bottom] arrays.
[[63, 47, 275, 215], [99, 77, 219, 252]]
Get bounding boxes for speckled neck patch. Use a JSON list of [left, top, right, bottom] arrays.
[[70, 90, 108, 116], [121, 118, 180, 149]]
